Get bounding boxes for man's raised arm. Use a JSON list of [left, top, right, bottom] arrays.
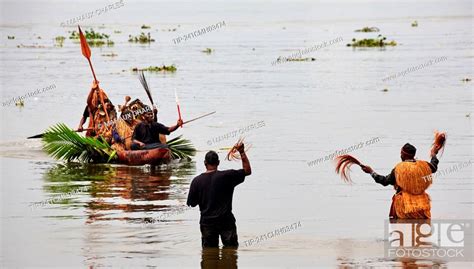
[[236, 143, 251, 176]]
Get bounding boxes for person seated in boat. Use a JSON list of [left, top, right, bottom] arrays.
[[131, 107, 183, 150], [77, 80, 113, 137], [111, 109, 140, 151]]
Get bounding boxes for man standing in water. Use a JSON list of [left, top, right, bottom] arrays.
[[187, 142, 251, 248], [361, 143, 439, 219]]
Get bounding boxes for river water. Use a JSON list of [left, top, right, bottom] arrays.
[[0, 0, 473, 268]]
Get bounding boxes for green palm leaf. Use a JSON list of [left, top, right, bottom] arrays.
[[42, 123, 117, 163], [166, 135, 196, 160]]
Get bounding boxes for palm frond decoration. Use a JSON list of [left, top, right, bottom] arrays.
[[431, 131, 446, 157], [226, 137, 251, 161], [335, 154, 364, 183], [42, 123, 117, 163], [138, 71, 154, 105], [166, 135, 196, 160]]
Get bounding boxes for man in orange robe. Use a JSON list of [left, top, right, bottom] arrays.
[[361, 143, 439, 219]]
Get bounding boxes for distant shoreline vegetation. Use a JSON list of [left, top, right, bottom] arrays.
[[271, 36, 343, 66]]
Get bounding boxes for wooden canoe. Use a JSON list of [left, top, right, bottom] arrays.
[[116, 146, 171, 165]]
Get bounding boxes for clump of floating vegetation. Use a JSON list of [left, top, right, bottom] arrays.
[[128, 32, 155, 43], [382, 88, 389, 92], [55, 36, 65, 47], [16, 99, 24, 107], [17, 44, 46, 48], [355, 27, 380, 32], [347, 35, 397, 47], [69, 29, 114, 46], [411, 21, 418, 27], [141, 25, 151, 29], [102, 53, 118, 57], [131, 65, 177, 72], [277, 56, 316, 62], [7, 36, 15, 39], [202, 48, 213, 54]]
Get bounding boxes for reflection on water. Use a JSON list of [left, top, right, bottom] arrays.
[[201, 247, 238, 269], [42, 161, 196, 224]]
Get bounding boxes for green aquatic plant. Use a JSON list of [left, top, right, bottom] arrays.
[[131, 65, 177, 72], [276, 56, 316, 62], [202, 48, 213, 53], [167, 135, 196, 160], [411, 21, 418, 27], [15, 100, 24, 107], [102, 53, 118, 57], [69, 29, 114, 46], [347, 35, 397, 47], [42, 123, 117, 163], [355, 27, 380, 32], [55, 36, 66, 46], [141, 25, 151, 29], [7, 36, 15, 39], [128, 32, 155, 43]]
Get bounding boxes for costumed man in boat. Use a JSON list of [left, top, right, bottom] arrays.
[[112, 108, 142, 151], [77, 80, 116, 142], [94, 101, 117, 143], [360, 143, 440, 220], [131, 106, 183, 150]]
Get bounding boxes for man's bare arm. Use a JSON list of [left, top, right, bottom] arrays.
[[236, 143, 251, 176], [133, 139, 145, 147], [167, 119, 184, 133]]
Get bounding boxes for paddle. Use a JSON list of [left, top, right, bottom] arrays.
[[183, 111, 215, 125], [28, 128, 92, 139], [78, 25, 110, 123]]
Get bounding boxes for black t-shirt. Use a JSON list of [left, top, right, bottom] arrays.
[[132, 121, 170, 144], [187, 169, 246, 225]]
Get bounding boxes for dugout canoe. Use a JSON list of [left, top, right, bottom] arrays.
[[116, 147, 171, 165]]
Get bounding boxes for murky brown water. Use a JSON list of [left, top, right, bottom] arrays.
[[1, 0, 473, 268]]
